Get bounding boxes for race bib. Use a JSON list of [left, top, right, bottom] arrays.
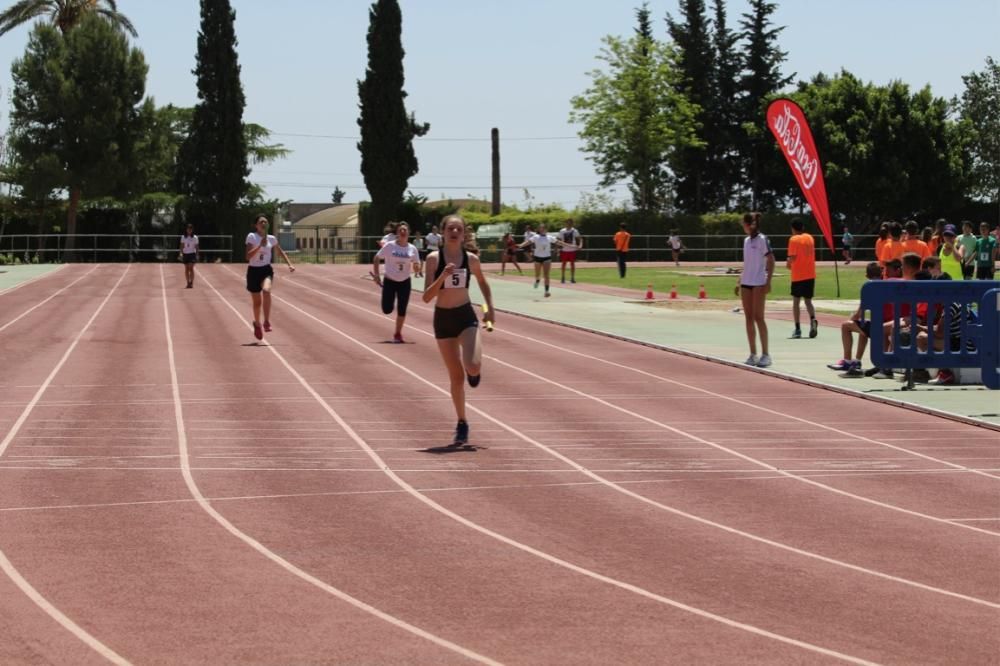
[[443, 268, 467, 289]]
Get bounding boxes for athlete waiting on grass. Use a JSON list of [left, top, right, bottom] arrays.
[[372, 222, 422, 343], [423, 215, 495, 446], [245, 215, 295, 341], [787, 219, 818, 339]]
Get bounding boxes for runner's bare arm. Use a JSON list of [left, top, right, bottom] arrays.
[[470, 254, 494, 325], [274, 244, 296, 272]]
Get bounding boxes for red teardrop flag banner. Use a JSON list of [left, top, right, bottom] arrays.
[[766, 98, 833, 252]]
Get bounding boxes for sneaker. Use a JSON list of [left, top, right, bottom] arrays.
[[252, 321, 263, 340], [544, 290, 551, 298], [864, 367, 880, 377], [809, 319, 819, 338], [570, 279, 576, 284], [452, 420, 469, 446], [561, 279, 566, 284], [393, 332, 404, 344], [912, 368, 931, 383], [791, 329, 802, 339], [756, 354, 772, 368], [534, 280, 540, 289], [827, 359, 852, 371], [872, 369, 894, 380], [744, 354, 758, 366], [263, 320, 272, 333], [930, 369, 955, 385], [467, 372, 481, 388], [840, 364, 864, 378]]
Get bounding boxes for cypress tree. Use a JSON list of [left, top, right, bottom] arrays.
[[357, 0, 429, 237], [710, 0, 742, 210], [175, 0, 249, 238], [667, 0, 716, 213]]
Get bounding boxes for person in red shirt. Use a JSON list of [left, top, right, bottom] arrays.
[[786, 219, 818, 338]]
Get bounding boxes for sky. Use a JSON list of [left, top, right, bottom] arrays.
[[0, 0, 996, 210]]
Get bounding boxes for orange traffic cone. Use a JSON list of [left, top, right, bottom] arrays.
[[669, 284, 678, 299], [645, 284, 654, 300], [698, 284, 707, 299]]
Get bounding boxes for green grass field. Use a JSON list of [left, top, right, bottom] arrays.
[[499, 264, 869, 302]]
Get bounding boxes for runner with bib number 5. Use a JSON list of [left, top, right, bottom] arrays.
[[422, 215, 495, 446]]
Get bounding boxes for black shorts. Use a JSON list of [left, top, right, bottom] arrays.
[[975, 265, 995, 280], [534, 256, 552, 263], [962, 264, 975, 280], [434, 302, 479, 339], [791, 279, 815, 299], [381, 278, 412, 316], [856, 320, 872, 337], [246, 264, 274, 293], [182, 252, 198, 264]]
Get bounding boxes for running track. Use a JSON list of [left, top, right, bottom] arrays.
[[0, 264, 997, 665]]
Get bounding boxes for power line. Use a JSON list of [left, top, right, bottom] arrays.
[[257, 182, 609, 190], [271, 132, 579, 142]]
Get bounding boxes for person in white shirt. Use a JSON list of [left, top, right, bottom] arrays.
[[378, 222, 398, 248], [245, 215, 295, 341], [559, 218, 583, 284], [372, 222, 422, 343], [422, 215, 495, 447], [518, 223, 567, 298], [522, 225, 536, 261], [733, 212, 774, 367], [425, 225, 442, 256], [178, 223, 199, 288], [667, 230, 685, 267]]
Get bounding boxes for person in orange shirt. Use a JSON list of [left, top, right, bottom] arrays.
[[874, 223, 889, 267], [879, 221, 905, 268], [613, 222, 631, 278], [901, 220, 930, 258], [786, 219, 818, 338]]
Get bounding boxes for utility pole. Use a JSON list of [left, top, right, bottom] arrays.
[[491, 128, 500, 216]]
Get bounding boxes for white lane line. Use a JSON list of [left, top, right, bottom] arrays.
[[0, 265, 132, 665], [0, 264, 66, 297], [204, 271, 881, 664], [163, 267, 502, 665], [0, 265, 99, 335], [269, 268, 1000, 608], [291, 272, 1000, 538]]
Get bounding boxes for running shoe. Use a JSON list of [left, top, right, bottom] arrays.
[[790, 329, 802, 339], [561, 278, 566, 284], [467, 372, 481, 388], [840, 363, 864, 378], [393, 332, 404, 344], [252, 321, 263, 340], [744, 354, 758, 366], [570, 279, 576, 284], [544, 290, 551, 298], [756, 354, 773, 368], [872, 369, 894, 380], [263, 320, 272, 333], [809, 319, 819, 338], [452, 420, 470, 446], [864, 367, 880, 377], [534, 280, 540, 289], [929, 369, 955, 385], [827, 359, 852, 370]]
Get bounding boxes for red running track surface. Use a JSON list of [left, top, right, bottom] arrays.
[[0, 263, 997, 665]]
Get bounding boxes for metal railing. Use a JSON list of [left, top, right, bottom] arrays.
[[0, 234, 234, 263]]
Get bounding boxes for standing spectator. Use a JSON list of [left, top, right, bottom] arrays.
[[927, 219, 946, 256], [668, 229, 686, 266], [378, 222, 399, 248], [787, 219, 818, 339], [733, 212, 774, 367], [938, 225, 963, 280], [901, 220, 930, 258], [425, 224, 442, 257], [613, 222, 631, 278], [411, 230, 425, 277], [499, 232, 523, 276], [874, 223, 889, 267], [958, 221, 978, 279], [522, 224, 536, 262], [558, 218, 583, 283], [974, 222, 998, 279], [840, 225, 854, 264], [879, 221, 905, 268]]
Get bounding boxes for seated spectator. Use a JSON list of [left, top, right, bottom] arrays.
[[829, 262, 883, 377], [916, 274, 978, 385]]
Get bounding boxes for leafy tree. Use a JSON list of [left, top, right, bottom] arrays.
[[331, 186, 346, 204], [667, 0, 716, 213], [175, 0, 249, 237], [710, 0, 742, 210], [357, 0, 428, 236], [738, 0, 793, 208], [0, 0, 135, 37], [958, 57, 1000, 208], [8, 15, 147, 254], [570, 6, 700, 214]]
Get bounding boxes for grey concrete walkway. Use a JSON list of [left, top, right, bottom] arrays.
[[474, 273, 1000, 429]]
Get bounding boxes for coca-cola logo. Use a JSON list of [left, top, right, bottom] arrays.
[[771, 104, 819, 189]]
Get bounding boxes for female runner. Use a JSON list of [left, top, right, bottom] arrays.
[[246, 215, 295, 341], [372, 222, 421, 342], [423, 215, 495, 446]]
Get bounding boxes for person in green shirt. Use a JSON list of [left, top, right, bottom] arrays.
[[957, 221, 979, 279], [974, 222, 998, 280]]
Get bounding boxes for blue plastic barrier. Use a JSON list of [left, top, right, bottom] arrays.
[[859, 280, 1000, 389]]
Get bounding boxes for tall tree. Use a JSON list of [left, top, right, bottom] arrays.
[[710, 0, 742, 210], [175, 0, 249, 238], [738, 0, 793, 209], [959, 57, 1000, 211], [667, 0, 715, 213], [570, 6, 700, 214], [357, 0, 428, 236], [8, 15, 147, 253], [0, 0, 135, 37]]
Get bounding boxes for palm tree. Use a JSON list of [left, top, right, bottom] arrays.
[[0, 0, 136, 37]]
